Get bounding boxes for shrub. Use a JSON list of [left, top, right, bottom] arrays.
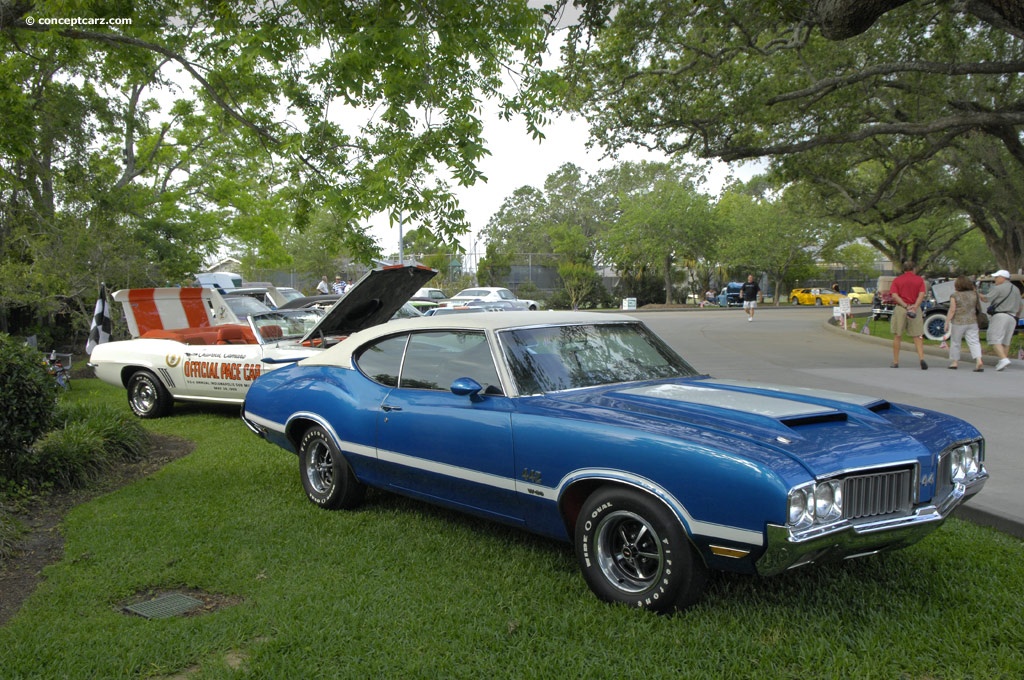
[[55, 402, 148, 464], [0, 334, 59, 480], [26, 423, 108, 490], [2, 401, 148, 491]]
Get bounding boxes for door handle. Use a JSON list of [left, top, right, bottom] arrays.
[[381, 404, 402, 412]]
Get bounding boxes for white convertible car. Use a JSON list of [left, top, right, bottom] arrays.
[[89, 265, 435, 417]]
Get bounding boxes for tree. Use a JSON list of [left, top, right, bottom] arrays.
[[557, 261, 599, 309], [602, 169, 713, 304], [560, 0, 1024, 270], [0, 0, 555, 335], [714, 186, 829, 303]]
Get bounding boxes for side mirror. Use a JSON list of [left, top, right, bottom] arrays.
[[450, 377, 483, 400]]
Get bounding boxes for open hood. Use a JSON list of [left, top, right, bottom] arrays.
[[302, 264, 436, 342]]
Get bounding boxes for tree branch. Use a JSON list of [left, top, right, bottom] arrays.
[[768, 59, 1024, 106], [718, 110, 1024, 160]]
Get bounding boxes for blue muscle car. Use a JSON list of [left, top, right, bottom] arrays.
[[242, 311, 988, 613]]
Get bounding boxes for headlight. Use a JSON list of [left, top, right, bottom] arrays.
[[951, 441, 983, 483], [814, 480, 843, 522], [787, 486, 814, 530], [788, 480, 844, 530]]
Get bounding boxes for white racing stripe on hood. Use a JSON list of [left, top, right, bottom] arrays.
[[708, 379, 882, 408], [619, 383, 839, 419]]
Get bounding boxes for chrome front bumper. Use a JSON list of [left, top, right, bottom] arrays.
[[756, 473, 987, 576]]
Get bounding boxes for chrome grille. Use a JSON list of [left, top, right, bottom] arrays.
[[843, 468, 914, 519]]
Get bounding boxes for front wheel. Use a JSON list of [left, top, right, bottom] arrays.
[[815, 297, 823, 306], [299, 426, 366, 510], [575, 486, 707, 613], [127, 370, 172, 418], [791, 297, 800, 305]]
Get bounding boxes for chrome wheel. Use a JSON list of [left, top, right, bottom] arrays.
[[304, 439, 335, 495], [129, 381, 156, 413], [127, 371, 172, 418], [298, 426, 366, 509], [594, 510, 665, 593]]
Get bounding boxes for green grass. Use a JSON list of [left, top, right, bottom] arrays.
[[2, 380, 1023, 678]]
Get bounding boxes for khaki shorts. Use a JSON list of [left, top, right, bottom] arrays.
[[987, 313, 1017, 346], [891, 305, 924, 337]]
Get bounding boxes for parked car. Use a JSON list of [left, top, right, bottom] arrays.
[[89, 265, 435, 417], [717, 282, 743, 307], [447, 287, 539, 310], [222, 294, 274, 320], [241, 311, 988, 613], [846, 287, 874, 305], [790, 288, 843, 306], [223, 283, 305, 308], [413, 287, 449, 303], [421, 306, 487, 316], [195, 271, 243, 289]]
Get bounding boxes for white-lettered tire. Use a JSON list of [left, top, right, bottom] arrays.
[[924, 312, 948, 341], [575, 486, 707, 613], [299, 426, 366, 510], [127, 370, 173, 418]]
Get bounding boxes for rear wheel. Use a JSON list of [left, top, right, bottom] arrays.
[[815, 297, 823, 306], [575, 486, 707, 613], [127, 370, 172, 418], [299, 426, 366, 510]]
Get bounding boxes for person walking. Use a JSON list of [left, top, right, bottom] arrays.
[[981, 269, 1023, 371], [944, 275, 985, 372], [889, 260, 928, 370], [740, 275, 761, 322]]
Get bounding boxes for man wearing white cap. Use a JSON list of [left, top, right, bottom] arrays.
[[982, 270, 1022, 371]]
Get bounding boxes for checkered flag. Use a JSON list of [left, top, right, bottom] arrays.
[[86, 283, 111, 354]]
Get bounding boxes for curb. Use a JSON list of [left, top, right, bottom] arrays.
[[953, 504, 1024, 540]]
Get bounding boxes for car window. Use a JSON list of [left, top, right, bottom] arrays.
[[224, 295, 273, 318], [400, 331, 502, 393], [355, 335, 408, 387], [498, 289, 515, 300], [251, 309, 324, 341], [500, 322, 699, 395]]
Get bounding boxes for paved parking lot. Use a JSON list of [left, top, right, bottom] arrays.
[[637, 305, 1024, 538]]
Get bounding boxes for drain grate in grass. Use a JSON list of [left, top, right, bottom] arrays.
[[124, 592, 205, 619]]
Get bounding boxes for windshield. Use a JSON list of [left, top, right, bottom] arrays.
[[249, 309, 325, 342], [224, 295, 273, 319], [499, 322, 699, 395]]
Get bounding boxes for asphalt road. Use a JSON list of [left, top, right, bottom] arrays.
[[634, 304, 1024, 539]]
